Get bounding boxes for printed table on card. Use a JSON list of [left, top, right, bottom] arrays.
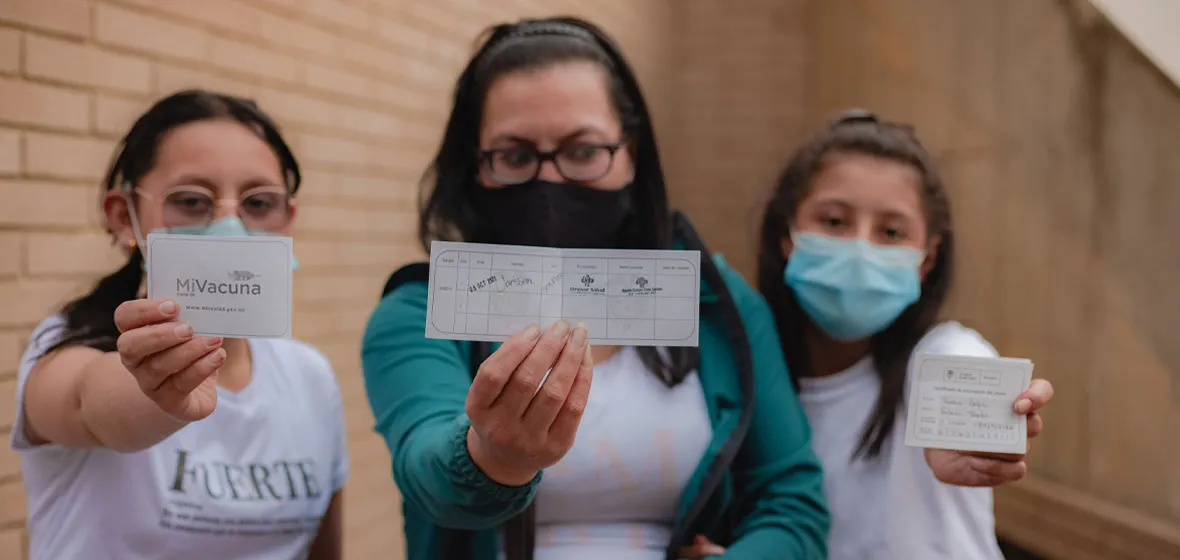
[[425, 242, 701, 347]]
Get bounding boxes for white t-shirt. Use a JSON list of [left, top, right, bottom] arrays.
[[526, 346, 713, 560], [798, 321, 1005, 560], [9, 315, 350, 560]]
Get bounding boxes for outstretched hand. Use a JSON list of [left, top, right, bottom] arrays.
[[114, 298, 224, 423], [926, 378, 1054, 486], [465, 320, 595, 486]]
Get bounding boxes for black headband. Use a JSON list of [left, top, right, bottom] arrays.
[[829, 108, 918, 136], [506, 21, 599, 43], [482, 20, 606, 62], [831, 108, 879, 126]]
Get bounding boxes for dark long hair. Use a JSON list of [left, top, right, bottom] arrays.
[[418, 17, 696, 385], [756, 110, 954, 460], [41, 89, 301, 356]]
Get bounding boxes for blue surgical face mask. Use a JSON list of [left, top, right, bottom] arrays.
[[154, 216, 299, 271], [784, 232, 923, 341]]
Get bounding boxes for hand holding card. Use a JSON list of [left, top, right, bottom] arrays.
[[145, 232, 294, 339]]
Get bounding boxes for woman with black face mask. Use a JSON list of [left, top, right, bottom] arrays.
[[361, 17, 829, 560]]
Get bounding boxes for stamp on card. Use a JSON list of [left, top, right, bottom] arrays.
[[425, 241, 702, 347]]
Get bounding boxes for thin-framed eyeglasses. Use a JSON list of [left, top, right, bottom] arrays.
[[478, 141, 626, 185], [131, 185, 294, 232]]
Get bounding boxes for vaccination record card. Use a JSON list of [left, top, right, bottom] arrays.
[[425, 241, 701, 347], [146, 232, 294, 339], [904, 353, 1034, 455]]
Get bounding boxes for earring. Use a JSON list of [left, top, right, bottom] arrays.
[[126, 238, 137, 250]]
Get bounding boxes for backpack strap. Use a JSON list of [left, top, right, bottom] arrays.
[[381, 262, 430, 299], [662, 211, 756, 559], [379, 262, 482, 559]]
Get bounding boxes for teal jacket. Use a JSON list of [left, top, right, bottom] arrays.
[[361, 249, 829, 560]]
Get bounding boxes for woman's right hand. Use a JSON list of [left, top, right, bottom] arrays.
[[114, 298, 225, 423], [465, 320, 594, 486]]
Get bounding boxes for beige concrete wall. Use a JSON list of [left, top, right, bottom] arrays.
[[666, 0, 1180, 558], [0, 1, 674, 558]]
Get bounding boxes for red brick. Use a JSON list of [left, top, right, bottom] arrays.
[[26, 232, 123, 276], [252, 87, 339, 129], [0, 526, 23, 560], [257, 11, 335, 56], [154, 0, 265, 37], [303, 0, 372, 33], [0, 278, 88, 328], [0, 28, 19, 73], [298, 134, 372, 167], [0, 431, 19, 480], [25, 34, 152, 94], [0, 77, 88, 131], [95, 94, 146, 136], [0, 180, 93, 228], [0, 329, 21, 370], [0, 376, 14, 431], [0, 0, 89, 38], [210, 37, 299, 82], [95, 4, 210, 62], [0, 128, 19, 176], [24, 132, 116, 182], [0, 480, 26, 524], [154, 64, 254, 98], [0, 234, 21, 277], [302, 63, 374, 99]]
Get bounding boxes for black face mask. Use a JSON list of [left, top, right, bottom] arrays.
[[470, 180, 633, 248]]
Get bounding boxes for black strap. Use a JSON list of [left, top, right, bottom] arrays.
[[378, 214, 757, 560], [662, 211, 757, 560], [381, 262, 429, 298]]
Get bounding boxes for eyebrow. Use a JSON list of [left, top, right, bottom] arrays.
[[169, 173, 283, 192], [486, 126, 608, 147], [813, 198, 918, 220]]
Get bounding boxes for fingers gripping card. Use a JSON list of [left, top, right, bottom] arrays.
[[425, 241, 702, 347], [904, 353, 1034, 455], [146, 233, 293, 339]]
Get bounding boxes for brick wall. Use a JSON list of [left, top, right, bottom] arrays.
[[0, 1, 674, 558]]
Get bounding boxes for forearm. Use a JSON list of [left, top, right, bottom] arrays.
[[77, 353, 188, 452], [308, 491, 343, 560], [392, 415, 539, 530]]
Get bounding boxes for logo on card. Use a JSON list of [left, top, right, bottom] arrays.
[[570, 273, 605, 295], [228, 270, 260, 282], [175, 269, 263, 297], [622, 275, 661, 296]]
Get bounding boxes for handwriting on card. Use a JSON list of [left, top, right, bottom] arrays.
[[426, 242, 701, 347], [905, 353, 1033, 454]]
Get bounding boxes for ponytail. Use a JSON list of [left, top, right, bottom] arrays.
[[42, 250, 143, 355]]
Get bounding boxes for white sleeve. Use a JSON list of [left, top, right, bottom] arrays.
[[9, 316, 69, 452]]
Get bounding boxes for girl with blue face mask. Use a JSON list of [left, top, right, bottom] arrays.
[[9, 90, 347, 560], [703, 110, 1055, 560]]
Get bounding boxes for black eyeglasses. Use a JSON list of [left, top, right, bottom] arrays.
[[478, 142, 625, 185]]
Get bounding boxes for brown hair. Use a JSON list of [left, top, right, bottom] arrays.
[[756, 109, 954, 459]]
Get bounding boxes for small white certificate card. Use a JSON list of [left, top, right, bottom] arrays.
[[146, 232, 293, 339], [426, 241, 701, 347], [904, 353, 1034, 454]]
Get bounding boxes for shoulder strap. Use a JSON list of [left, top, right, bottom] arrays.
[[663, 211, 756, 559], [379, 262, 484, 558], [381, 262, 430, 299]]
